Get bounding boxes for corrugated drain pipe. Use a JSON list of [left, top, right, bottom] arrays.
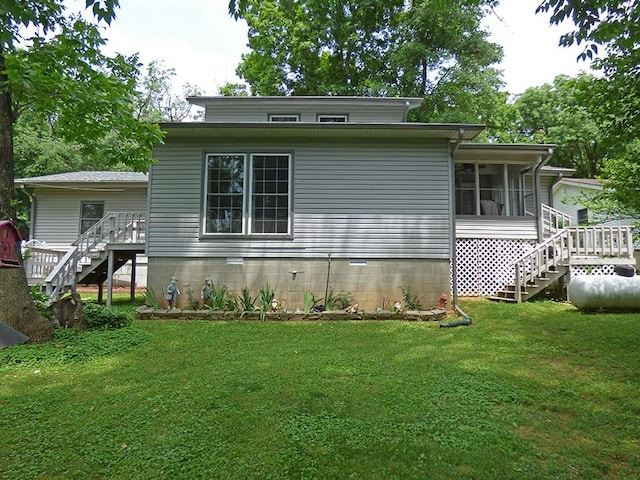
[[449, 129, 472, 323]]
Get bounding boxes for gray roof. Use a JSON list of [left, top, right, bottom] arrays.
[[15, 171, 148, 185]]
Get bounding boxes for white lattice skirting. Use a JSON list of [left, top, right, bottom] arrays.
[[454, 238, 536, 297], [454, 238, 624, 297]]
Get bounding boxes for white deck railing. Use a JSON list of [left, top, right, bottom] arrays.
[[23, 247, 65, 281], [513, 225, 634, 302], [44, 212, 146, 300], [541, 204, 574, 237]]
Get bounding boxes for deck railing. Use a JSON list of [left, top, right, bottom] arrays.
[[23, 247, 64, 281], [541, 204, 574, 237], [45, 212, 146, 299], [513, 225, 634, 302]]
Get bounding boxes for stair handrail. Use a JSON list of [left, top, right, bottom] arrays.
[[512, 224, 634, 302], [44, 212, 146, 300], [541, 204, 573, 237], [44, 245, 80, 300], [514, 229, 571, 302]]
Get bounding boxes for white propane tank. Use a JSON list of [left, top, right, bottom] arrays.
[[568, 275, 640, 311]]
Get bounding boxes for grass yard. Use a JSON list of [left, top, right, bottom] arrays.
[[1, 299, 639, 479]]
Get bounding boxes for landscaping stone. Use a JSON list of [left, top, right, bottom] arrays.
[[136, 307, 448, 322]]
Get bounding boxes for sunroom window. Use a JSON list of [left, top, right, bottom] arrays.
[[204, 153, 292, 236], [455, 163, 528, 216]]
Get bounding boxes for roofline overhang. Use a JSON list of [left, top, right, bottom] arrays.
[[158, 122, 485, 142], [454, 143, 556, 164], [187, 95, 425, 109]]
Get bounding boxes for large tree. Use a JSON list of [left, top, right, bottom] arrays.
[[508, 74, 611, 178], [0, 1, 162, 342], [232, 0, 504, 124], [537, 0, 640, 216]]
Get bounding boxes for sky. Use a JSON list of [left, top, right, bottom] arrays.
[[86, 0, 591, 96]]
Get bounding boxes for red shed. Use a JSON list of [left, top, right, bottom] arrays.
[[0, 220, 22, 267]]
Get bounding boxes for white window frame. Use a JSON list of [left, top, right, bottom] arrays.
[[317, 114, 348, 122], [202, 152, 293, 237], [268, 114, 300, 122], [79, 201, 104, 234]]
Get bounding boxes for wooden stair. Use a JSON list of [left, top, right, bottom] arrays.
[[34, 212, 146, 301], [490, 223, 635, 303], [489, 266, 568, 302]]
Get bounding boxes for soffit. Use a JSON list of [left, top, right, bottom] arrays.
[[159, 122, 484, 142], [455, 143, 555, 164]]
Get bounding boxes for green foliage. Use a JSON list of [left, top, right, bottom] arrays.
[[325, 289, 354, 311], [235, 0, 503, 110], [135, 60, 203, 122], [302, 288, 322, 314], [209, 283, 228, 311], [2, 301, 640, 478], [257, 283, 275, 320], [29, 285, 52, 318], [536, 0, 640, 214], [240, 286, 256, 312], [218, 82, 249, 96], [183, 283, 201, 310], [83, 303, 133, 330], [400, 285, 424, 310], [144, 286, 160, 309], [0, 326, 148, 370], [507, 74, 609, 177]]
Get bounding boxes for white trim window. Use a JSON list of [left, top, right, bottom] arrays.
[[317, 114, 348, 122], [204, 153, 292, 236], [80, 201, 104, 234], [269, 114, 299, 122]]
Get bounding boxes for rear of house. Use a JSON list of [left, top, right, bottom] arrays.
[[148, 97, 483, 310]]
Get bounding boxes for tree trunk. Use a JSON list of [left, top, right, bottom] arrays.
[[0, 47, 53, 343]]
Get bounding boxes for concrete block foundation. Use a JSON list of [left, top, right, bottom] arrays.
[[148, 257, 451, 311]]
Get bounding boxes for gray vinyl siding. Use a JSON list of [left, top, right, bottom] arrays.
[[148, 142, 452, 259], [455, 217, 538, 239], [31, 186, 147, 246], [204, 106, 407, 123]]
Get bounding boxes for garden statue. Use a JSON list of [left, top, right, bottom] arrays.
[[165, 276, 180, 309], [393, 301, 403, 313], [201, 278, 213, 306], [438, 293, 448, 310]]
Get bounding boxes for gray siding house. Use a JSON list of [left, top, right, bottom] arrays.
[[150, 96, 615, 309]]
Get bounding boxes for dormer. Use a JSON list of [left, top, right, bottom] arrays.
[[187, 96, 423, 123]]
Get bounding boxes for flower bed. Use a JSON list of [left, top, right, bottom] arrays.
[[135, 307, 447, 322]]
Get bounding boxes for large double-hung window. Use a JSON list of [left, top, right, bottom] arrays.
[[204, 153, 292, 236]]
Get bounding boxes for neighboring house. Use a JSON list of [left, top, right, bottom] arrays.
[[147, 96, 636, 309], [551, 177, 604, 225], [15, 171, 148, 299], [552, 177, 639, 267]]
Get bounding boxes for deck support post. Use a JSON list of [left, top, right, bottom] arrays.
[[106, 249, 114, 307], [129, 254, 137, 301]]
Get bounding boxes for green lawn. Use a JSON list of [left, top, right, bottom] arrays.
[[1, 300, 639, 479]]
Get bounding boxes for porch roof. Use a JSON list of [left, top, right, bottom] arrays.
[[159, 122, 485, 142], [15, 171, 148, 185], [455, 143, 555, 165]]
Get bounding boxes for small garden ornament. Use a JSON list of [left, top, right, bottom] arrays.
[[165, 276, 180, 310], [438, 293, 448, 310], [201, 278, 213, 306]]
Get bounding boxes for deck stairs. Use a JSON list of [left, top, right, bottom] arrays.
[[24, 212, 145, 301], [490, 205, 636, 302]]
